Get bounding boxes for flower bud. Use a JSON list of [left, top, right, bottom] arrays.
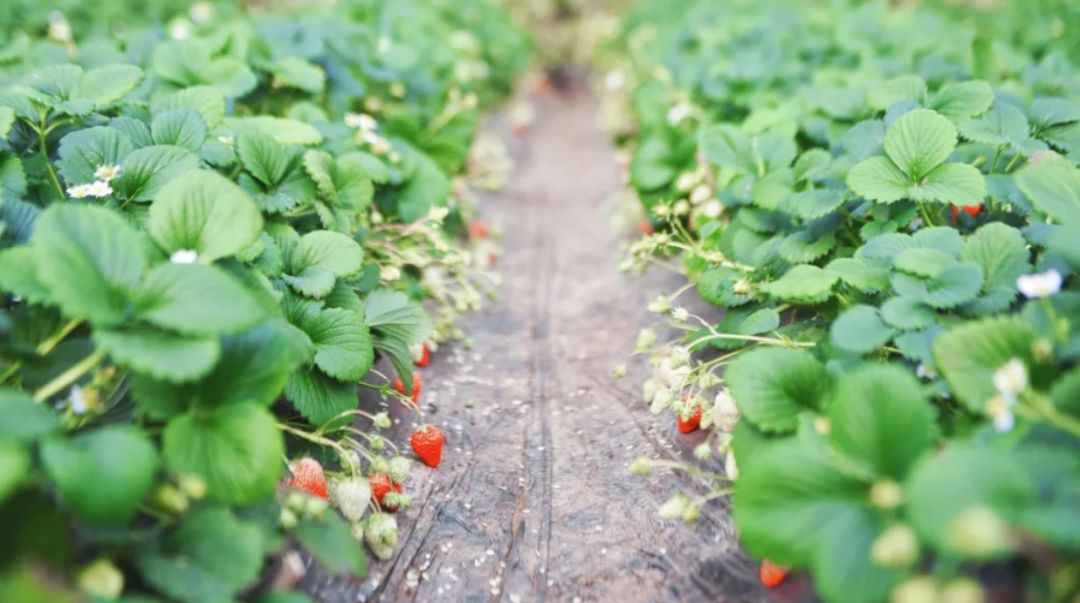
[[939, 578, 983, 603], [890, 576, 939, 603], [869, 480, 904, 509], [871, 524, 920, 569], [658, 494, 690, 520], [945, 505, 1013, 559], [77, 559, 124, 600], [629, 457, 652, 475]]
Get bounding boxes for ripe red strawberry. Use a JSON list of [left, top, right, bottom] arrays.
[[951, 204, 983, 223], [677, 406, 702, 434], [413, 342, 431, 368], [285, 458, 328, 500], [638, 219, 655, 236], [393, 371, 423, 403], [469, 220, 490, 240], [368, 472, 403, 511], [759, 559, 789, 588], [411, 425, 444, 468]]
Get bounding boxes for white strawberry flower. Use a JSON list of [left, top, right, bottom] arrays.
[[604, 70, 626, 92], [712, 389, 739, 432], [67, 184, 91, 199], [635, 328, 657, 352], [992, 358, 1028, 403], [732, 279, 752, 295], [170, 249, 199, 264], [189, 2, 214, 23], [218, 135, 235, 147], [169, 19, 192, 41], [667, 102, 692, 126], [671, 307, 689, 322], [647, 295, 671, 314], [68, 386, 89, 415], [377, 36, 392, 55], [381, 266, 402, 282], [993, 411, 1016, 433], [675, 172, 698, 192], [690, 184, 711, 205], [702, 200, 723, 219], [1017, 269, 1063, 299], [94, 164, 121, 182], [48, 12, 72, 43], [344, 112, 378, 131], [86, 180, 113, 197]]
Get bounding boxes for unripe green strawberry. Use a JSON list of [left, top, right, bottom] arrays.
[[150, 483, 189, 515], [939, 578, 983, 603], [382, 491, 411, 511], [388, 456, 411, 484], [372, 412, 392, 430], [330, 477, 372, 523], [871, 524, 919, 569], [945, 505, 1013, 559], [369, 457, 390, 474], [77, 558, 124, 600], [178, 474, 207, 500], [869, 480, 903, 509], [890, 576, 939, 603], [364, 513, 399, 560]]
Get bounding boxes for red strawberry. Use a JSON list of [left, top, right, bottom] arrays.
[[369, 472, 404, 511], [410, 425, 445, 468], [413, 342, 431, 368], [393, 371, 423, 403], [677, 406, 702, 434], [759, 559, 788, 588], [285, 458, 328, 500], [469, 220, 490, 240], [951, 204, 982, 223], [638, 219, 655, 236]]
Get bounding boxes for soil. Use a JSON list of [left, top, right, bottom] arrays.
[[300, 83, 816, 603]]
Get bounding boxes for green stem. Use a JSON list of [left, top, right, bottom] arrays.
[[1004, 153, 1023, 173], [36, 319, 83, 356], [36, 124, 66, 199], [1021, 392, 1080, 440], [33, 349, 106, 403]]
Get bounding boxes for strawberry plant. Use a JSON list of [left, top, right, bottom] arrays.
[[0, 0, 529, 600], [607, 1, 1080, 601]]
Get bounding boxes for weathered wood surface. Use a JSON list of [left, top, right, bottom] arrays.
[[302, 86, 815, 603]]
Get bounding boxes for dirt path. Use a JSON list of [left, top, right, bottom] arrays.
[[302, 86, 794, 603]]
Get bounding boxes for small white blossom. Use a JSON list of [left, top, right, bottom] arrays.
[[1017, 269, 1063, 299], [189, 2, 214, 23], [604, 70, 625, 92], [666, 102, 692, 126], [675, 172, 698, 192], [218, 135, 235, 147], [67, 184, 91, 199], [702, 200, 723, 219], [635, 328, 658, 352], [86, 180, 113, 197], [992, 358, 1028, 402], [381, 266, 402, 282], [690, 184, 711, 205], [169, 19, 192, 40], [993, 411, 1016, 433], [94, 164, 121, 182], [69, 386, 89, 415], [48, 12, 72, 42], [732, 279, 752, 295], [672, 200, 691, 216], [671, 307, 689, 322], [170, 249, 199, 264], [647, 295, 671, 314], [724, 451, 739, 480], [915, 364, 937, 380], [345, 112, 378, 131]]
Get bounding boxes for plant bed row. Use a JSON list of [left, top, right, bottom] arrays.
[[601, 1, 1080, 602], [0, 1, 529, 601]]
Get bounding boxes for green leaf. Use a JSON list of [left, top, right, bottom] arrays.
[[733, 437, 868, 565], [151, 86, 226, 129], [778, 231, 835, 263], [830, 305, 896, 354], [696, 267, 752, 307], [884, 109, 957, 179], [136, 507, 265, 603], [151, 109, 208, 153], [828, 365, 933, 479], [699, 124, 755, 173], [237, 131, 293, 188], [906, 444, 1032, 556], [867, 75, 926, 111], [847, 156, 910, 203], [163, 404, 284, 505], [56, 126, 134, 186], [74, 64, 143, 107], [811, 507, 899, 603], [928, 81, 994, 121], [0, 106, 14, 139], [726, 347, 832, 433], [282, 267, 336, 299], [134, 263, 263, 336], [909, 163, 986, 205], [1014, 152, 1080, 224], [1049, 368, 1080, 415], [881, 296, 937, 330], [959, 103, 1030, 147], [288, 231, 364, 278], [270, 57, 325, 94], [31, 204, 145, 326], [0, 440, 30, 502], [825, 258, 890, 292], [0, 246, 52, 304], [760, 264, 838, 304], [293, 515, 367, 578], [841, 120, 886, 160], [921, 262, 984, 309], [285, 368, 358, 426], [226, 117, 323, 146], [894, 248, 956, 278], [933, 316, 1035, 411], [299, 308, 374, 381], [148, 170, 264, 263], [0, 389, 60, 441], [95, 327, 221, 383], [780, 189, 847, 220], [396, 152, 449, 223], [117, 145, 200, 203], [40, 427, 159, 523], [962, 223, 1029, 314], [303, 151, 374, 210]]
